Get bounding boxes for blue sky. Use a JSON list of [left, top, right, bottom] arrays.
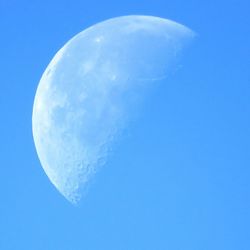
[[0, 0, 249, 249]]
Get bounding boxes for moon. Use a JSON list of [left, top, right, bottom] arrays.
[[32, 15, 194, 204]]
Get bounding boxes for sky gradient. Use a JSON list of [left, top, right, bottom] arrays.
[[0, 0, 249, 249]]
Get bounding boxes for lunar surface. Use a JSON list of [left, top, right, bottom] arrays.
[[32, 15, 194, 204]]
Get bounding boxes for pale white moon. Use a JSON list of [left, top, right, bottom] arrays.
[[32, 15, 194, 204]]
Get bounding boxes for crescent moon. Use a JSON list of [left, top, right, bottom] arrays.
[[32, 15, 195, 204]]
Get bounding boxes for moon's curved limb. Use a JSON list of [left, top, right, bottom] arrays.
[[32, 15, 195, 204]]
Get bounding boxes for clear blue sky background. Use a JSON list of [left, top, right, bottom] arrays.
[[0, 0, 249, 249]]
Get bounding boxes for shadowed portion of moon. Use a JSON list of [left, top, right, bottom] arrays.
[[32, 15, 195, 204]]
